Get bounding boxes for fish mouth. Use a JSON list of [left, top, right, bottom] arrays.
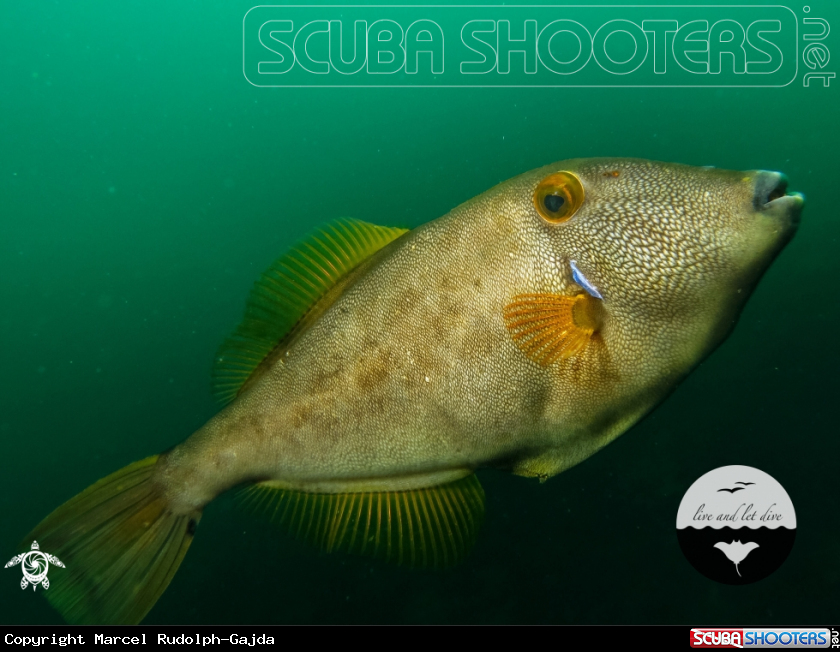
[[753, 170, 804, 227]]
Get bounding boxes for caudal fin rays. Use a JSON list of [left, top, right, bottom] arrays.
[[21, 456, 199, 625]]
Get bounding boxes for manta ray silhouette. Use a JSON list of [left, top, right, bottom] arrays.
[[714, 541, 760, 577]]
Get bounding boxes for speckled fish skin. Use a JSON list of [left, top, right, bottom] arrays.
[[156, 158, 802, 513]]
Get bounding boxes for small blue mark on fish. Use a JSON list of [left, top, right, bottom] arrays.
[[569, 260, 603, 300]]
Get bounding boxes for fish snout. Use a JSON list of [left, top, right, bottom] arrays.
[[752, 170, 805, 228]]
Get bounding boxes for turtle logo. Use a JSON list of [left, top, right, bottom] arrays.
[[5, 541, 65, 591]]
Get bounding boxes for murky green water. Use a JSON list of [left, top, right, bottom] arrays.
[[2, 0, 837, 625]]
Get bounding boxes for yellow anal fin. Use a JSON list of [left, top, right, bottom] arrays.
[[212, 218, 409, 404], [243, 474, 485, 569], [503, 293, 602, 366], [22, 456, 199, 625]]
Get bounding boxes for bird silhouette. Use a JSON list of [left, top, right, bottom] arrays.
[[717, 482, 756, 493], [714, 541, 760, 577]]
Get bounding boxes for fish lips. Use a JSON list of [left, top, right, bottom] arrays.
[[753, 170, 805, 231]]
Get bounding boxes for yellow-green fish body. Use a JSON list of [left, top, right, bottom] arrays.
[[25, 158, 803, 624]]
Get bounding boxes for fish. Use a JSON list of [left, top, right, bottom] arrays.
[[22, 158, 803, 624]]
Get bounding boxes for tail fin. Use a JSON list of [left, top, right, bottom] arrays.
[[23, 455, 199, 625]]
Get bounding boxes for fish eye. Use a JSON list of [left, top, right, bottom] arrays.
[[544, 195, 565, 212], [533, 171, 584, 224]]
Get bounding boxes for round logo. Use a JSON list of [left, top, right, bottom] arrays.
[[676, 465, 796, 584]]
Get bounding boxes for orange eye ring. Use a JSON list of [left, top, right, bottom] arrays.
[[533, 171, 585, 224]]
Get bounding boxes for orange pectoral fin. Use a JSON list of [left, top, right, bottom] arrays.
[[503, 293, 602, 366]]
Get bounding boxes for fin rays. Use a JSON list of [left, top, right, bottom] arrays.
[[503, 293, 599, 366], [242, 475, 485, 569], [212, 218, 408, 404], [23, 456, 198, 625]]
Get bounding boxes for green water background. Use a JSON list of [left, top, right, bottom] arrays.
[[1, 0, 837, 624]]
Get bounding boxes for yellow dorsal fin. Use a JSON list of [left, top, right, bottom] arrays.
[[503, 293, 602, 366], [243, 474, 485, 569], [212, 218, 408, 404]]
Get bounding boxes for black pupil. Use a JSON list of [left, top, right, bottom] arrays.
[[544, 194, 565, 213]]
